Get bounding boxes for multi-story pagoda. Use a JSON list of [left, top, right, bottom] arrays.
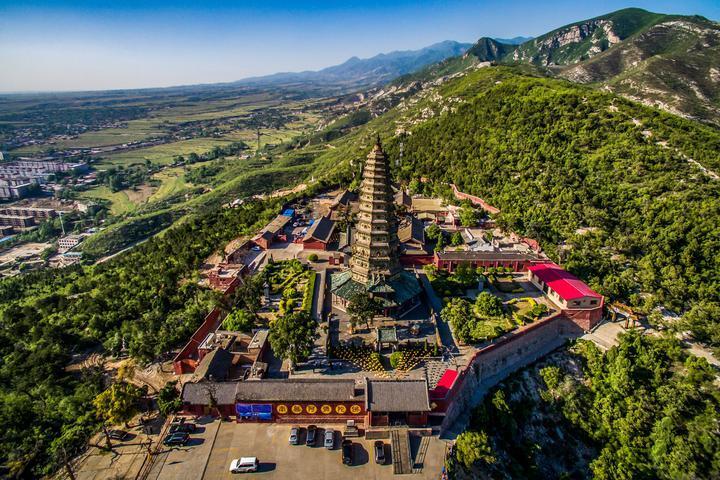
[[331, 138, 421, 317]]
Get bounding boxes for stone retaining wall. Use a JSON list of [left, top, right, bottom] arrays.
[[440, 314, 584, 436]]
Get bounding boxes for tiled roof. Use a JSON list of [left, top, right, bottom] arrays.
[[528, 262, 602, 301], [193, 348, 232, 381], [398, 216, 424, 245], [235, 379, 361, 402], [181, 381, 238, 406], [365, 378, 431, 412], [436, 251, 536, 261], [303, 216, 335, 243], [331, 269, 421, 307]]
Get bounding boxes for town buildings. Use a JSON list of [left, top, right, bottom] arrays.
[[0, 159, 88, 200]]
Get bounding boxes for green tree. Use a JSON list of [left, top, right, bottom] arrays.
[[347, 292, 382, 329], [451, 230, 464, 246], [455, 430, 496, 469], [474, 292, 504, 317], [441, 298, 473, 343], [459, 206, 480, 227], [157, 381, 181, 417], [390, 351, 402, 369], [93, 382, 142, 448], [268, 310, 318, 370], [425, 223, 441, 241], [222, 309, 255, 332]]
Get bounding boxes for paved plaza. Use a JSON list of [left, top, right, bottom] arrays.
[[146, 420, 447, 480]]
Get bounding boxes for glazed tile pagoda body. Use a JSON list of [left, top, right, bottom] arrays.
[[349, 140, 402, 284], [330, 139, 422, 316]]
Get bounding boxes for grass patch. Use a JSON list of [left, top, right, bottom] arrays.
[[79, 186, 136, 215]]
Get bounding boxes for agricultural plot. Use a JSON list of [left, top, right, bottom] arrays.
[[99, 137, 239, 167], [78, 185, 138, 215], [148, 167, 190, 202]]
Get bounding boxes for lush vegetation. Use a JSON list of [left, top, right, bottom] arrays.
[[449, 332, 720, 479], [0, 194, 292, 476], [441, 295, 514, 344], [377, 68, 719, 346], [268, 310, 318, 369]]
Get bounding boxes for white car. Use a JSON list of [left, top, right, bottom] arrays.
[[230, 457, 258, 473]]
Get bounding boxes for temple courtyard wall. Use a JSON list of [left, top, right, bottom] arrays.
[[439, 313, 585, 437]]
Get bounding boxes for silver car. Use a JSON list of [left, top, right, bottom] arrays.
[[324, 429, 335, 449], [289, 426, 300, 445]]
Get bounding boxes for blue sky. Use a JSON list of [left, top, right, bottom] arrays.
[[1, 0, 718, 92]]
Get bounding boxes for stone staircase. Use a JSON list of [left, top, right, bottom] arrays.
[[413, 435, 431, 473], [391, 429, 412, 475]]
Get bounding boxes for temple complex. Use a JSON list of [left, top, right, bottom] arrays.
[[330, 139, 422, 316]]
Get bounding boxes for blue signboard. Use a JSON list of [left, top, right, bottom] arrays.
[[236, 403, 272, 420]]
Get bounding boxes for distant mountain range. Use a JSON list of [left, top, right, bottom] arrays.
[[466, 8, 720, 125], [235, 40, 472, 89]]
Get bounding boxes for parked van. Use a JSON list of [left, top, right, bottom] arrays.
[[230, 457, 259, 473]]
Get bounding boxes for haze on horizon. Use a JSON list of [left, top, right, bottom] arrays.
[[1, 0, 718, 93]]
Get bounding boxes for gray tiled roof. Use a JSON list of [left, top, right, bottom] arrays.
[[437, 251, 536, 261], [303, 216, 335, 243], [398, 216, 424, 245], [365, 378, 431, 412], [236, 379, 362, 402], [193, 348, 232, 381], [182, 381, 238, 406]]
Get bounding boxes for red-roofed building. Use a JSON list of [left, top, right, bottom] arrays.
[[528, 262, 603, 330], [429, 369, 460, 414]]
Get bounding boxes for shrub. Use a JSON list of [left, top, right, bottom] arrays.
[[222, 309, 254, 332], [390, 351, 402, 369], [455, 431, 496, 469], [308, 253, 319, 262]]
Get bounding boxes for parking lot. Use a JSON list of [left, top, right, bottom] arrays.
[[151, 420, 447, 479]]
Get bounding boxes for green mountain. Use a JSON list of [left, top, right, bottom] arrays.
[[306, 64, 720, 348], [466, 37, 515, 62], [466, 8, 720, 125], [509, 8, 667, 66]]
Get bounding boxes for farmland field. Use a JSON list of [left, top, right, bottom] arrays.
[[149, 167, 190, 202], [78, 186, 138, 215], [100, 137, 239, 166]]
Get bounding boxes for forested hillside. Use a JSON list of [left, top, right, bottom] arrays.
[[449, 332, 720, 479], [309, 66, 720, 348], [0, 188, 323, 476]]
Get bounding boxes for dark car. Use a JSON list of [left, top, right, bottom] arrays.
[[306, 425, 317, 446], [341, 440, 353, 466], [163, 432, 189, 446], [108, 429, 129, 441], [169, 422, 197, 434], [374, 441, 386, 464]]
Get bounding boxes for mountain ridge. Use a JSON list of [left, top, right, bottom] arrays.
[[462, 8, 720, 125], [234, 40, 472, 89]]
